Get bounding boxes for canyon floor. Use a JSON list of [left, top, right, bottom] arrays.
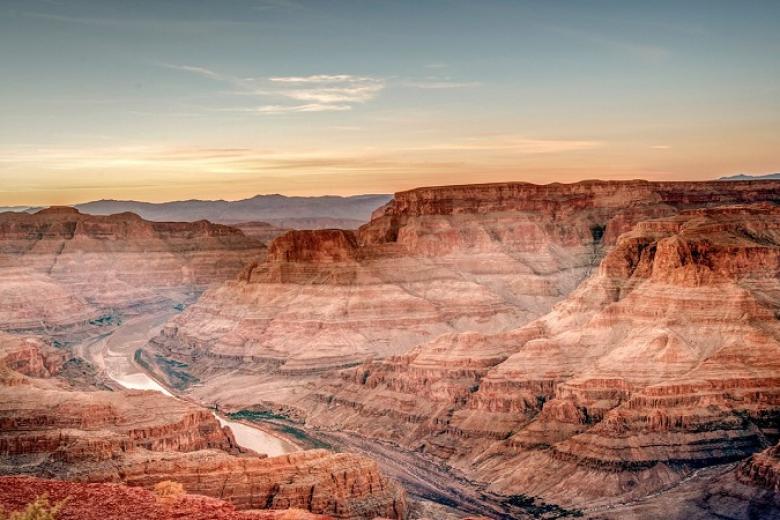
[[80, 303, 779, 519], [69, 305, 533, 519]]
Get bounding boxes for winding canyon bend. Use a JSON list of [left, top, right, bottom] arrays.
[[1, 180, 780, 519]]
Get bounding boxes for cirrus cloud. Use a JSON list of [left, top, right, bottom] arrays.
[[164, 64, 384, 114]]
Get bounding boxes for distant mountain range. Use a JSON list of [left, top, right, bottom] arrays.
[[0, 194, 392, 228], [719, 172, 780, 181]]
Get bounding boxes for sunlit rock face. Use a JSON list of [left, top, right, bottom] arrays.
[[150, 180, 779, 389], [0, 476, 331, 520], [306, 203, 780, 507], [0, 333, 406, 520], [0, 207, 265, 334]]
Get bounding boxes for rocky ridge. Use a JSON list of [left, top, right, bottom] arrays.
[[301, 202, 780, 508], [0, 334, 406, 519], [0, 207, 264, 334], [148, 180, 780, 411], [0, 476, 328, 520]]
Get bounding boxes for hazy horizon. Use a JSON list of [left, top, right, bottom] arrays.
[[2, 0, 779, 205]]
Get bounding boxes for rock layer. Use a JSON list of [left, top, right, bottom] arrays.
[[0, 207, 264, 334], [298, 202, 780, 507], [150, 180, 780, 402], [739, 441, 780, 493], [0, 335, 406, 519], [0, 476, 329, 520]]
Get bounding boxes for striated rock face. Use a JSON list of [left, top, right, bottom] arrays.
[[739, 441, 780, 493], [0, 207, 264, 334], [0, 476, 330, 520], [0, 331, 66, 379], [98, 449, 406, 518], [295, 202, 780, 507], [149, 180, 780, 402], [267, 229, 360, 265], [0, 334, 406, 520], [0, 369, 238, 467]]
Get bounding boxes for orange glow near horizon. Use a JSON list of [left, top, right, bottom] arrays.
[[2, 2, 778, 205], [2, 132, 778, 205]]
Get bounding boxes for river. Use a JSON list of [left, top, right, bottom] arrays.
[[77, 310, 298, 457], [74, 311, 514, 517]]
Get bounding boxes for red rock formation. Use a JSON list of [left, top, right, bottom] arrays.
[[738, 441, 780, 493], [293, 202, 780, 508], [151, 180, 780, 407], [0, 334, 406, 520], [0, 476, 329, 519], [0, 332, 66, 378], [0, 207, 264, 333], [95, 449, 406, 518]]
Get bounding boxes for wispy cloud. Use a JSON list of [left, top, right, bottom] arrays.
[[269, 74, 373, 83], [0, 145, 453, 176], [267, 75, 384, 104], [22, 11, 255, 31], [543, 24, 669, 62], [165, 65, 384, 114], [163, 64, 225, 80], [226, 103, 353, 114], [402, 80, 481, 89], [413, 135, 604, 154], [251, 0, 305, 12]]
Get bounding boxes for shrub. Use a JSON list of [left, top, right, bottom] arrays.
[[153, 480, 185, 501], [0, 494, 67, 520]]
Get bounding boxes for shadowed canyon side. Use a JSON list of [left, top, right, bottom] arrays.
[[0, 207, 265, 335], [142, 180, 780, 516], [0, 333, 407, 519]]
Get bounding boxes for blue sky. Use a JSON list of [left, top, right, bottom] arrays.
[[1, 0, 779, 203]]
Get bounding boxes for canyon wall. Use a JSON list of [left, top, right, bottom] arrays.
[[304, 202, 780, 507], [149, 180, 779, 405], [0, 207, 264, 334], [0, 476, 330, 520], [144, 180, 780, 510], [0, 334, 406, 519]]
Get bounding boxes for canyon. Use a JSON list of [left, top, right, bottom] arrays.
[[143, 180, 780, 517], [1, 179, 779, 519], [0, 207, 265, 335], [0, 331, 406, 519], [0, 207, 406, 520]]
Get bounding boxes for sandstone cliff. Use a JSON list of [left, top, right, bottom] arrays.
[[0, 335, 406, 519], [0, 476, 330, 519], [297, 202, 780, 508], [0, 207, 264, 334], [148, 180, 780, 411]]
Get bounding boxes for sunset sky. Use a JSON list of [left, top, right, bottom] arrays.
[[1, 0, 779, 205]]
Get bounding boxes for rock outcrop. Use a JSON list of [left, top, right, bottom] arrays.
[[0, 335, 406, 519], [100, 449, 406, 518], [296, 202, 780, 507], [739, 441, 780, 493], [0, 207, 264, 334], [0, 476, 329, 519], [149, 180, 780, 409]]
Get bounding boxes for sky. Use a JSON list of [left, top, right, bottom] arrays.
[[1, 0, 779, 205]]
